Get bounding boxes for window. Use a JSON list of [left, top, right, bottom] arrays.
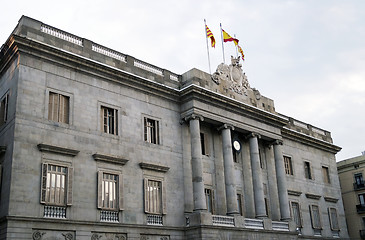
[[310, 205, 322, 229], [205, 188, 214, 214], [40, 163, 73, 206], [144, 117, 159, 144], [359, 194, 365, 206], [284, 156, 293, 175], [237, 194, 243, 215], [101, 106, 118, 135], [48, 92, 69, 124], [0, 92, 9, 127], [259, 148, 265, 169], [322, 166, 330, 184], [355, 173, 364, 186], [290, 201, 302, 228], [144, 178, 166, 214], [328, 208, 339, 230], [304, 161, 313, 179], [97, 171, 123, 210]]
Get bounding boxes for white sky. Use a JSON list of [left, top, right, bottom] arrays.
[[1, 0, 364, 161]]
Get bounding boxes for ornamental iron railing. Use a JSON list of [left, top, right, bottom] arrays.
[[44, 205, 66, 219]]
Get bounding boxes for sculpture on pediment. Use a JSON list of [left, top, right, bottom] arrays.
[[212, 56, 250, 95]]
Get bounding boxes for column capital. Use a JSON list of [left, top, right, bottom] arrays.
[[272, 139, 283, 146], [217, 123, 234, 132], [246, 132, 261, 140], [181, 114, 204, 124]]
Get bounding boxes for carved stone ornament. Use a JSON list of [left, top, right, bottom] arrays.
[[212, 56, 250, 95], [62, 233, 74, 240], [32, 231, 46, 240], [91, 234, 102, 240]]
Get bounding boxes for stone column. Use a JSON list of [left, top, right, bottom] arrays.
[[219, 124, 239, 215], [186, 114, 207, 211], [248, 133, 267, 218], [273, 140, 291, 220]]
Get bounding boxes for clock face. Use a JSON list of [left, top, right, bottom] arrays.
[[233, 140, 241, 151]]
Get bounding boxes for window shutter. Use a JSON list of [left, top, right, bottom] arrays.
[[40, 163, 48, 203], [144, 118, 147, 142], [156, 120, 160, 144], [66, 167, 73, 206], [118, 174, 124, 211], [211, 189, 215, 214], [144, 179, 149, 213], [48, 93, 54, 120], [59, 95, 69, 124], [162, 180, 167, 214], [115, 110, 118, 135], [97, 171, 103, 209], [311, 164, 315, 180]]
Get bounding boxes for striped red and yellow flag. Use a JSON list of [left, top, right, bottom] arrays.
[[222, 29, 239, 46], [238, 45, 245, 61], [205, 25, 216, 48]]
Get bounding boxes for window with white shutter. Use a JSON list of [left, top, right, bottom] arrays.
[[48, 92, 70, 124]]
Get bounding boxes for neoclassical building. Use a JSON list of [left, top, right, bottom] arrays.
[[337, 154, 365, 239], [0, 16, 348, 239]]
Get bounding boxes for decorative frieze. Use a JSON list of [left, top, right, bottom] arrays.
[[32, 230, 74, 240], [91, 233, 126, 240]]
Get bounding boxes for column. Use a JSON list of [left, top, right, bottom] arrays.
[[248, 133, 267, 218], [220, 124, 239, 215], [273, 140, 291, 220], [187, 114, 207, 211]]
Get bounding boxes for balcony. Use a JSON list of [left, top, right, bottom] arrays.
[[356, 204, 365, 213], [354, 182, 365, 191]]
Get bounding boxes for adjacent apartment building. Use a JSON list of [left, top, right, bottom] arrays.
[[0, 16, 349, 239], [337, 153, 365, 239]]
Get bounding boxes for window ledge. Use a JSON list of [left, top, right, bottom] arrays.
[[324, 196, 339, 203], [139, 162, 169, 172], [305, 193, 321, 200], [93, 153, 128, 165], [37, 143, 79, 156]]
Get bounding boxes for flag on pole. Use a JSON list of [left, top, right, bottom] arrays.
[[222, 29, 239, 46], [237, 45, 245, 61], [205, 24, 216, 48]]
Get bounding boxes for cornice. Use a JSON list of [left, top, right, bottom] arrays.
[[282, 127, 341, 154], [179, 84, 289, 129], [92, 153, 129, 166], [139, 162, 170, 172], [324, 196, 339, 203], [305, 193, 321, 200], [7, 35, 181, 103], [37, 143, 79, 157], [287, 189, 302, 196]]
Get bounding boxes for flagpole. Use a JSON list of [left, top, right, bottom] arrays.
[[220, 23, 225, 64], [234, 34, 239, 58], [204, 19, 212, 74]]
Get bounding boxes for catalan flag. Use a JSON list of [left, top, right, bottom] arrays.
[[222, 29, 239, 46], [237, 45, 245, 61], [205, 24, 216, 48]]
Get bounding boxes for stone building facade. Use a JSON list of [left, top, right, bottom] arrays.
[[337, 154, 365, 239], [0, 16, 348, 239]]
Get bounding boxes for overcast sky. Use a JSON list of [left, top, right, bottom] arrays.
[[1, 0, 364, 161]]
